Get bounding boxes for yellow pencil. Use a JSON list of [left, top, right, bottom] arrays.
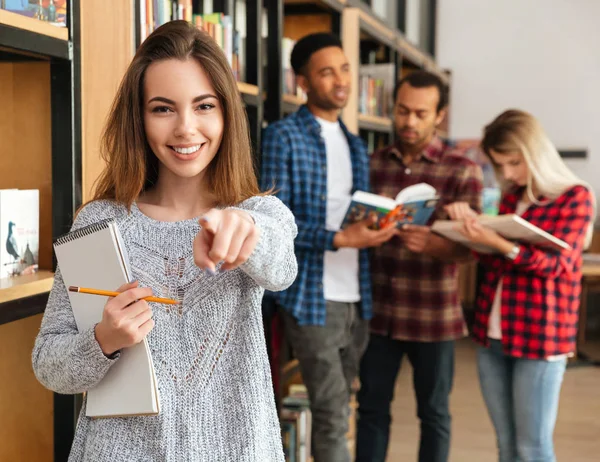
[[68, 286, 181, 305]]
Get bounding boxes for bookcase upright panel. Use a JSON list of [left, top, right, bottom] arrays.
[[0, 62, 53, 271], [80, 1, 135, 202]]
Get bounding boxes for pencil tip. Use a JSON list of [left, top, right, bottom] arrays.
[[68, 286, 78, 292]]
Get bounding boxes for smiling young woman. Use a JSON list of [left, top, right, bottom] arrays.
[[32, 20, 297, 462]]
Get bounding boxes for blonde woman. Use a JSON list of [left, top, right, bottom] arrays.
[[445, 109, 595, 462]]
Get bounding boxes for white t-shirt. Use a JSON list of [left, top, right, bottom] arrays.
[[317, 117, 360, 303]]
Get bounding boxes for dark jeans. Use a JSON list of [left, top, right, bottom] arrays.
[[281, 301, 369, 462], [356, 334, 455, 462]]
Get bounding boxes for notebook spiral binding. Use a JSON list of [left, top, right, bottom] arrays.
[[54, 219, 114, 246]]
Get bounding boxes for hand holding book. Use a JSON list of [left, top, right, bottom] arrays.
[[341, 183, 439, 230], [94, 281, 156, 357], [432, 201, 570, 254], [333, 214, 398, 249], [442, 201, 511, 253]]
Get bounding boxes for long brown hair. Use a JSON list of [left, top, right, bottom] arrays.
[[92, 20, 261, 208]]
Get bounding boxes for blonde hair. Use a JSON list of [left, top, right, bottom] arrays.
[[481, 109, 596, 248]]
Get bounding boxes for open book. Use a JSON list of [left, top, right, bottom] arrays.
[[341, 183, 439, 230], [54, 220, 160, 418], [431, 214, 570, 254]]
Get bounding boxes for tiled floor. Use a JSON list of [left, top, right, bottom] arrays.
[[386, 339, 600, 461]]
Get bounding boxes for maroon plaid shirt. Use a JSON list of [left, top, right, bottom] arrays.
[[370, 137, 483, 342], [472, 185, 594, 359]]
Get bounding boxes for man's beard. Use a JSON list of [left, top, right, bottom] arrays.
[[309, 89, 347, 111]]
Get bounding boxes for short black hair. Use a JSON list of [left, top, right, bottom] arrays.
[[291, 32, 343, 76], [394, 70, 448, 113]]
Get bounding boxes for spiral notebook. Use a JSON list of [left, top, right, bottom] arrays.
[[54, 219, 160, 418]]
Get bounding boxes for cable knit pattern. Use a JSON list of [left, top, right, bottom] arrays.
[[32, 195, 298, 462]]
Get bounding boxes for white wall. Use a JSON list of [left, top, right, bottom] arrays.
[[436, 0, 600, 200]]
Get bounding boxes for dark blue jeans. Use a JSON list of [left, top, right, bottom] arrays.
[[356, 334, 455, 462]]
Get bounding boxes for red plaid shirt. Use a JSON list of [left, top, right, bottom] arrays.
[[370, 137, 483, 342], [472, 185, 594, 359]]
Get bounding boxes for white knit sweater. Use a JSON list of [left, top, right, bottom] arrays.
[[32, 195, 298, 461]]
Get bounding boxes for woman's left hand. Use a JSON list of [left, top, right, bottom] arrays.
[[457, 218, 502, 248], [193, 209, 259, 273]]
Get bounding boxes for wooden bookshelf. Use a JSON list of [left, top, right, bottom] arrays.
[[0, 9, 68, 41], [358, 113, 393, 133], [237, 81, 259, 96], [283, 93, 306, 114], [80, 0, 135, 201], [0, 271, 54, 305], [0, 313, 53, 462], [284, 0, 346, 10], [237, 82, 261, 107], [0, 6, 73, 454], [358, 8, 395, 49]]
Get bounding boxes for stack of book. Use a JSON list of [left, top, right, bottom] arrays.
[[281, 384, 312, 462]]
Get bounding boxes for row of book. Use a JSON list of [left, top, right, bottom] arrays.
[[282, 37, 306, 101], [140, 0, 193, 40], [2, 0, 67, 27], [0, 189, 39, 279], [193, 13, 244, 82], [281, 384, 312, 462], [139, 1, 245, 82], [358, 63, 395, 118], [139, 3, 307, 98]]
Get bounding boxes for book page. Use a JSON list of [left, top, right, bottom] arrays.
[[431, 214, 570, 253], [395, 183, 437, 204]]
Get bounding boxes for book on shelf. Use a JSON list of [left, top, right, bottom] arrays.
[[0, 189, 39, 279], [359, 63, 395, 118], [139, 1, 244, 81], [280, 384, 312, 462], [431, 215, 571, 254], [140, 0, 193, 41], [281, 37, 306, 101], [281, 419, 297, 462], [193, 12, 243, 82], [2, 0, 68, 27], [53, 219, 160, 418], [341, 183, 439, 230]]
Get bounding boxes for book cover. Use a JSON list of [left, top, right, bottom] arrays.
[[53, 220, 159, 417], [0, 189, 39, 278], [341, 183, 439, 230], [281, 419, 297, 462]]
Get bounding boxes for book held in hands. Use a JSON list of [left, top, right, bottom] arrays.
[[341, 183, 439, 230], [431, 214, 570, 254], [54, 219, 160, 418]]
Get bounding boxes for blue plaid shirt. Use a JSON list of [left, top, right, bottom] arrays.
[[260, 105, 372, 326]]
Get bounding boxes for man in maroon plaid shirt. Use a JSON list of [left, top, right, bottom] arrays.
[[355, 71, 483, 462]]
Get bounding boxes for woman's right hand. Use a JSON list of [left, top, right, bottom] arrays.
[[94, 281, 155, 357], [444, 201, 479, 221]]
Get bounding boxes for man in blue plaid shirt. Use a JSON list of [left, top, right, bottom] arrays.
[[260, 33, 397, 462]]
